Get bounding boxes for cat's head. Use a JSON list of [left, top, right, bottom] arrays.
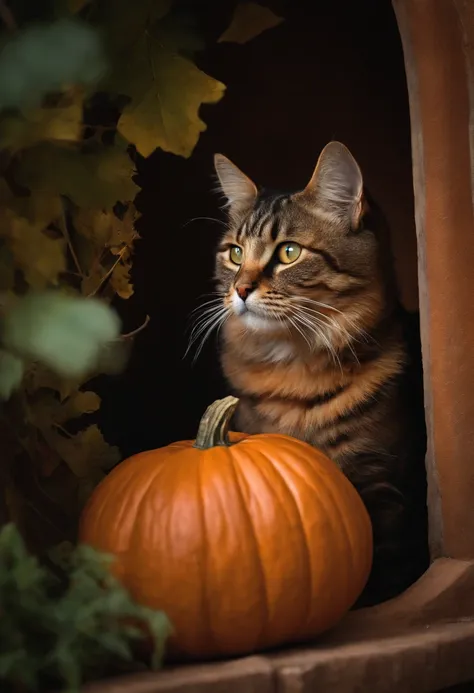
[[212, 142, 390, 347]]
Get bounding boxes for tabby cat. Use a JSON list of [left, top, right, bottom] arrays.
[[207, 141, 428, 605]]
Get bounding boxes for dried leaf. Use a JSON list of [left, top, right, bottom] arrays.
[[97, 0, 174, 55], [55, 0, 92, 15], [73, 206, 138, 250], [0, 93, 84, 152], [0, 244, 15, 291], [13, 143, 140, 209], [153, 10, 205, 57], [81, 264, 108, 296], [8, 223, 66, 289], [26, 367, 77, 402], [218, 2, 284, 44], [110, 260, 133, 299], [0, 350, 24, 399], [0, 193, 66, 288], [57, 391, 101, 423], [51, 424, 120, 477]]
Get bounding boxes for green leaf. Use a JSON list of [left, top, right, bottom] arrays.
[[0, 524, 170, 690], [0, 350, 24, 399], [218, 2, 284, 44], [0, 18, 107, 111], [104, 28, 225, 158], [3, 292, 121, 378], [13, 143, 140, 209]]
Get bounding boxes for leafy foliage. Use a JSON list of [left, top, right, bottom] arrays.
[[0, 0, 283, 551], [0, 18, 106, 110], [219, 2, 284, 45], [0, 523, 171, 692]]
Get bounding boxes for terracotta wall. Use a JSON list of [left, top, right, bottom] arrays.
[[394, 0, 474, 560], [97, 0, 418, 457]]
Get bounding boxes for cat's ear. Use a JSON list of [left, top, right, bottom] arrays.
[[214, 154, 257, 217], [295, 141, 364, 229]]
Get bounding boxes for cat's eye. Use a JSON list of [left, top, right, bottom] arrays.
[[229, 246, 243, 265], [278, 242, 301, 264]]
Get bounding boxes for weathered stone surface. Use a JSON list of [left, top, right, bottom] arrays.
[[83, 656, 274, 693]]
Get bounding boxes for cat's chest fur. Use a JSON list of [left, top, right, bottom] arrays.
[[220, 318, 409, 467]]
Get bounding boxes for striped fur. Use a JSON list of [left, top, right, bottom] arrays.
[[209, 142, 428, 605]]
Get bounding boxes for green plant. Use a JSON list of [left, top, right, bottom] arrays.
[[0, 523, 171, 692]]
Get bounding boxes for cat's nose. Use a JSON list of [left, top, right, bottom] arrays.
[[236, 284, 255, 301]]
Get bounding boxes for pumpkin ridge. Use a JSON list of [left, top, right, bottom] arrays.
[[267, 451, 317, 633], [126, 463, 169, 589], [87, 461, 146, 552], [229, 450, 270, 651], [275, 445, 361, 612], [300, 460, 354, 610], [306, 458, 369, 605], [249, 447, 314, 640], [196, 450, 216, 655]]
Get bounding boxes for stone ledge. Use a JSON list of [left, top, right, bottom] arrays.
[[83, 559, 474, 693]]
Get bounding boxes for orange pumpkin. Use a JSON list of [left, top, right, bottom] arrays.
[[79, 396, 372, 660]]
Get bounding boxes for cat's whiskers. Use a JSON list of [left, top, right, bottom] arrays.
[[290, 306, 343, 373], [187, 304, 225, 339], [192, 310, 230, 363], [293, 303, 361, 364], [188, 295, 225, 319], [182, 216, 227, 229], [298, 296, 372, 345], [185, 302, 229, 361]]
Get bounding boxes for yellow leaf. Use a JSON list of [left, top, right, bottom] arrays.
[[0, 349, 24, 399], [6, 200, 65, 292], [56, 390, 101, 422], [107, 33, 225, 158], [0, 93, 84, 152], [13, 143, 140, 208], [50, 424, 121, 477], [0, 243, 15, 291], [28, 388, 100, 430], [110, 260, 133, 299], [74, 209, 115, 247], [26, 366, 77, 401], [8, 219, 66, 288], [81, 264, 107, 296], [218, 2, 284, 44], [73, 205, 139, 250]]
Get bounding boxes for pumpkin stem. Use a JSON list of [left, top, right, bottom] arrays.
[[194, 396, 239, 449]]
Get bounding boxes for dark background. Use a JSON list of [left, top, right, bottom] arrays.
[[97, 0, 418, 458]]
